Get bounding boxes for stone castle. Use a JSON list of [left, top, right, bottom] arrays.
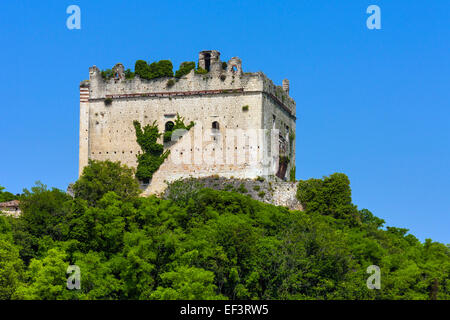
[[79, 50, 297, 198]]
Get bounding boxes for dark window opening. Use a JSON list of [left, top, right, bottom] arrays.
[[212, 121, 220, 130], [165, 121, 175, 132], [204, 53, 211, 71]]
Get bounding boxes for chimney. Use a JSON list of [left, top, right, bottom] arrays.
[[282, 79, 290, 94]]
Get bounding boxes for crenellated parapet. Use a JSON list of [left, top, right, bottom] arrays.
[[83, 51, 295, 119]]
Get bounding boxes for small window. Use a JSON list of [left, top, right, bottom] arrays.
[[212, 121, 220, 130], [165, 121, 174, 132]]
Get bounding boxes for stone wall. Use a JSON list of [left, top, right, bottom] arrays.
[[162, 176, 303, 211], [79, 50, 297, 188]]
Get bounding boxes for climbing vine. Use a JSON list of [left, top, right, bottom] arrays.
[[163, 114, 195, 143], [290, 166, 296, 182], [133, 120, 170, 183]]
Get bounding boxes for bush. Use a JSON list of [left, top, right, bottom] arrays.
[[166, 79, 175, 87], [73, 160, 141, 206], [101, 69, 114, 80], [164, 178, 205, 205], [135, 59, 174, 80], [224, 184, 234, 191], [124, 69, 135, 80], [253, 185, 260, 192], [195, 66, 208, 75], [258, 191, 266, 198], [242, 105, 249, 112], [237, 184, 248, 194], [175, 61, 195, 78]]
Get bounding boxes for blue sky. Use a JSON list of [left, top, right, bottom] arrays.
[[0, 1, 449, 244]]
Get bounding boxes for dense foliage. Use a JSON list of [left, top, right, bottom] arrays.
[[134, 60, 174, 80], [0, 186, 18, 202], [73, 160, 141, 206], [133, 121, 170, 183], [174, 61, 196, 78], [0, 166, 449, 300], [99, 58, 212, 83]]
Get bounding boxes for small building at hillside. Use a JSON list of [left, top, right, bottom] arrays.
[[0, 200, 21, 217]]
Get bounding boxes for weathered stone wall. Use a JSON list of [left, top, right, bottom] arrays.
[[262, 90, 296, 177], [78, 50, 297, 190], [163, 176, 303, 211], [141, 126, 277, 195]]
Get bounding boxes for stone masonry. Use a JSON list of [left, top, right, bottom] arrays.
[[79, 50, 297, 198]]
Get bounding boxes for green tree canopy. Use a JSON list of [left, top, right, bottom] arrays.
[[73, 160, 141, 206], [1, 169, 449, 300]]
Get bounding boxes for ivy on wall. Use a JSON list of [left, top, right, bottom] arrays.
[[133, 115, 195, 183], [290, 166, 296, 182], [133, 120, 170, 183], [163, 114, 195, 143]]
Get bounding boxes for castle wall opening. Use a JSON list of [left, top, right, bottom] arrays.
[[204, 53, 211, 71]]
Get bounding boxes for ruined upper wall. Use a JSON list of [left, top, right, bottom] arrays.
[[82, 51, 296, 118]]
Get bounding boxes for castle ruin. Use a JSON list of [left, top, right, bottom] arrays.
[[79, 50, 296, 197]]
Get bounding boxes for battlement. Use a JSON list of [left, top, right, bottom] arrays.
[[82, 51, 296, 118]]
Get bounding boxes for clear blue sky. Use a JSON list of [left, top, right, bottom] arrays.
[[0, 1, 449, 244]]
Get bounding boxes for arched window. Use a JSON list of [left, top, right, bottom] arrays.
[[212, 121, 220, 130], [165, 121, 174, 132]]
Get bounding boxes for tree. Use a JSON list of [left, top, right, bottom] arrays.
[[134, 60, 173, 80], [0, 185, 17, 202], [296, 173, 361, 224], [0, 224, 24, 299], [13, 248, 69, 300], [150, 266, 226, 300], [71, 251, 124, 300], [73, 160, 141, 206]]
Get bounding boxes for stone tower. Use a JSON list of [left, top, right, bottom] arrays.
[[79, 50, 296, 194]]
